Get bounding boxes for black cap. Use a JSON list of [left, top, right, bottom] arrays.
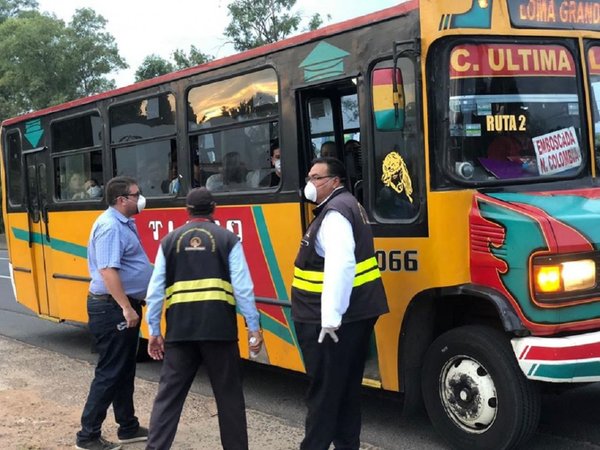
[[186, 187, 215, 215]]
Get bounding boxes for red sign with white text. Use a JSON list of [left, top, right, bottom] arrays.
[[450, 44, 576, 79]]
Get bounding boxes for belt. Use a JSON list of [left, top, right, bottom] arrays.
[[88, 292, 146, 306]]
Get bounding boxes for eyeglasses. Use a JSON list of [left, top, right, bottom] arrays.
[[122, 191, 141, 199], [305, 175, 333, 183]]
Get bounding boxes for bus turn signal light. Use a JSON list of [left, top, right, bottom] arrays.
[[534, 265, 561, 293], [533, 259, 596, 294]]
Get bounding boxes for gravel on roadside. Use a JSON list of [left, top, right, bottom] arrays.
[[0, 335, 306, 449]]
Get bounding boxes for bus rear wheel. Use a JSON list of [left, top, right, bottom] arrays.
[[421, 325, 540, 450]]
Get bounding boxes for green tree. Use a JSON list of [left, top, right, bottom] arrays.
[[67, 8, 127, 96], [0, 12, 73, 118], [134, 54, 174, 82], [0, 7, 127, 120], [224, 0, 327, 51], [0, 0, 38, 23], [172, 45, 212, 70], [135, 46, 213, 82]]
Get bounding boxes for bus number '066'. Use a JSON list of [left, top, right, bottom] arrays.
[[375, 250, 418, 272]]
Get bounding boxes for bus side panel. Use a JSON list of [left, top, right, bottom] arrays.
[[135, 202, 307, 373], [375, 190, 473, 391], [6, 212, 43, 314], [248, 203, 305, 372], [44, 210, 98, 322]]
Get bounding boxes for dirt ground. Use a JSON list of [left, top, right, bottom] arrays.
[[0, 335, 310, 450]]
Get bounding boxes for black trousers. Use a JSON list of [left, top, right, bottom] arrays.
[[77, 297, 142, 444], [146, 340, 248, 450], [295, 318, 377, 450]]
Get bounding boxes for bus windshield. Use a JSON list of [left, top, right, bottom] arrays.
[[443, 42, 585, 183]]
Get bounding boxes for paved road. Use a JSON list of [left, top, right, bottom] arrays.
[[1, 246, 600, 449]]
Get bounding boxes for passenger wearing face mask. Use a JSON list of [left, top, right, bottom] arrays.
[[292, 157, 389, 450], [259, 141, 282, 187], [84, 179, 103, 199], [76, 176, 152, 450]]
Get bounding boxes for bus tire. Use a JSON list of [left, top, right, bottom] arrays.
[[421, 325, 540, 450]]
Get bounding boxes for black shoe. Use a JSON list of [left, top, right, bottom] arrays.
[[118, 425, 148, 444], [75, 437, 122, 450]]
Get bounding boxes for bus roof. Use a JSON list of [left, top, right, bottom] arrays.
[[2, 0, 418, 127]]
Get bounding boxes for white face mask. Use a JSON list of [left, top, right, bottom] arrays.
[[303, 181, 317, 203], [274, 159, 281, 172], [136, 194, 146, 213], [87, 186, 102, 198]]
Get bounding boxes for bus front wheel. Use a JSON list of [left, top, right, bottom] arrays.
[[421, 325, 540, 450]]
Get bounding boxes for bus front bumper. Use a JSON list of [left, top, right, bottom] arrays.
[[511, 330, 600, 383]]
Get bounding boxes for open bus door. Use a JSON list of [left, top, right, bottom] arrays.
[[296, 77, 363, 231], [296, 78, 383, 386], [22, 147, 59, 320]]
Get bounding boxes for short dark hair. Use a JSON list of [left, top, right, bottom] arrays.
[[105, 176, 137, 206], [270, 140, 280, 157], [311, 157, 347, 182]]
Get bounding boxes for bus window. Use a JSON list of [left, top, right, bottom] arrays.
[[109, 93, 177, 197], [52, 113, 104, 201], [114, 139, 177, 197], [588, 45, 600, 170], [300, 79, 361, 196], [187, 69, 279, 192], [341, 93, 362, 187], [434, 42, 584, 185], [187, 68, 278, 131], [190, 121, 278, 192], [5, 131, 22, 206], [309, 98, 336, 158], [372, 58, 420, 220]]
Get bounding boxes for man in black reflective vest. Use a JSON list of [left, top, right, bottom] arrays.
[[144, 187, 263, 450], [292, 157, 389, 450]]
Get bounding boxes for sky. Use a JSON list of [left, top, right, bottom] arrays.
[[36, 0, 402, 88]]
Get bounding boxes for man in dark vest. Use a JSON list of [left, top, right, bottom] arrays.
[[292, 157, 389, 450], [144, 187, 263, 450]]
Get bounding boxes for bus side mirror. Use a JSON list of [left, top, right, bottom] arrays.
[[372, 68, 405, 131]]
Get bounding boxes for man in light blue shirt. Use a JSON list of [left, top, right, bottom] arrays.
[[145, 187, 262, 450], [77, 176, 152, 450]]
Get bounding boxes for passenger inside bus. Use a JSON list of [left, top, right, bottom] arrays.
[[259, 141, 281, 187], [206, 151, 248, 191], [66, 172, 86, 200], [84, 178, 103, 198], [320, 141, 337, 157]]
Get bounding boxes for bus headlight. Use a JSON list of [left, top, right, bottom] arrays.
[[533, 259, 596, 294]]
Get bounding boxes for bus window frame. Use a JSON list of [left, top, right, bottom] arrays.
[[109, 91, 177, 145], [108, 91, 178, 199], [428, 36, 590, 190], [4, 128, 24, 208], [49, 109, 105, 204], [585, 39, 600, 173], [184, 66, 281, 197], [367, 54, 427, 229]]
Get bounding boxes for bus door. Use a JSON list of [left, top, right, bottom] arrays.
[[296, 77, 362, 230], [296, 78, 385, 384], [22, 147, 58, 319]]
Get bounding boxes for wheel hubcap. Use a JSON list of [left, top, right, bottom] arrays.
[[439, 355, 498, 433]]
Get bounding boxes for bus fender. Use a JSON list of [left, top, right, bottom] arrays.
[[449, 283, 527, 334]]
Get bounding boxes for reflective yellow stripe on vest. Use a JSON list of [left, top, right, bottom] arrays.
[[292, 256, 381, 293], [165, 278, 235, 309]]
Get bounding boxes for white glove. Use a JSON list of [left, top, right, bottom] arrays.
[[318, 327, 339, 343]]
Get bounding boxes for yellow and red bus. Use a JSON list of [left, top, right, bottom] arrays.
[[2, 0, 600, 447]]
